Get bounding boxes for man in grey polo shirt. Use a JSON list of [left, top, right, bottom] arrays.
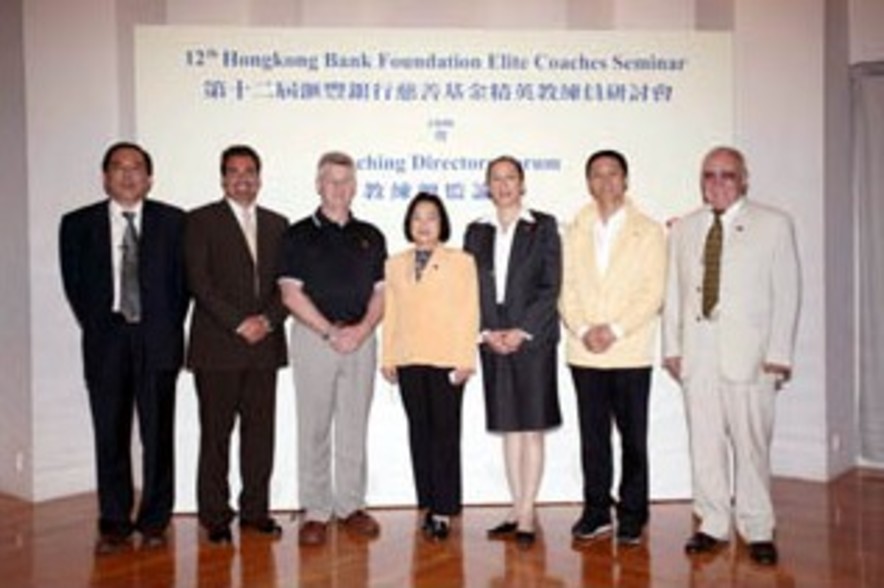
[[278, 151, 387, 546]]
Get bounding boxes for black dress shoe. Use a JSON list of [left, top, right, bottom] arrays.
[[515, 530, 536, 550], [240, 518, 283, 538], [207, 526, 233, 544], [571, 515, 613, 541], [749, 541, 778, 566], [140, 528, 168, 549], [423, 515, 450, 541], [684, 532, 726, 554], [486, 521, 518, 539], [94, 532, 132, 555], [616, 525, 643, 546]]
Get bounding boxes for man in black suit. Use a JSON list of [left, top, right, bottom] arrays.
[[185, 144, 289, 544], [60, 142, 189, 554]]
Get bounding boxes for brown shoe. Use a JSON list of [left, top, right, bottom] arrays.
[[298, 520, 328, 546], [339, 510, 381, 538]]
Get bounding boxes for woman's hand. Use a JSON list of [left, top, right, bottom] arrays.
[[381, 366, 398, 384], [449, 368, 474, 386]]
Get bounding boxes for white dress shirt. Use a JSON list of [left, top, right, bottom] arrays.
[[226, 197, 258, 261], [478, 207, 536, 304], [708, 197, 745, 235], [593, 205, 626, 276]]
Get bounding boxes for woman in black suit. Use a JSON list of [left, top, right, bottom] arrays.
[[463, 155, 562, 549]]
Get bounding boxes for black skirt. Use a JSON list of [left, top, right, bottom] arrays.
[[480, 339, 562, 433]]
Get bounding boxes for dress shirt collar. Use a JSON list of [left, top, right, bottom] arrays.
[[709, 197, 745, 228], [477, 207, 535, 232], [108, 197, 143, 219], [594, 204, 626, 232], [225, 196, 256, 221]]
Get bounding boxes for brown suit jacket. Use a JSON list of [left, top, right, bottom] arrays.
[[185, 199, 288, 370]]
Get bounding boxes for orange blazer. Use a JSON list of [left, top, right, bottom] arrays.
[[382, 246, 479, 371]]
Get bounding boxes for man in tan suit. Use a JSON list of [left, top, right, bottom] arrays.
[[663, 146, 800, 566]]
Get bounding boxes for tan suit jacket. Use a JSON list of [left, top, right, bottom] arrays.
[[560, 200, 666, 368], [662, 200, 800, 383]]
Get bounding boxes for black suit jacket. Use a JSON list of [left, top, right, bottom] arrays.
[[463, 210, 561, 345], [184, 199, 288, 371], [60, 198, 189, 380]]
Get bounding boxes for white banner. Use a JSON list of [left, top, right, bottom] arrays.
[[135, 26, 732, 511]]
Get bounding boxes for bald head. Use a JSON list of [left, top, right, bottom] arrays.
[[701, 146, 749, 212]]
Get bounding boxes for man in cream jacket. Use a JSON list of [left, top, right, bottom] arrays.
[[662, 146, 800, 566], [560, 150, 666, 546]]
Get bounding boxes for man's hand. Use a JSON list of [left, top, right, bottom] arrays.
[[330, 323, 369, 354], [236, 315, 270, 345], [763, 362, 792, 390], [663, 356, 682, 383], [583, 324, 617, 354]]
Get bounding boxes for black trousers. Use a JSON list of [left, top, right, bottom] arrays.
[[85, 320, 177, 535], [195, 368, 277, 528], [398, 365, 464, 516], [570, 366, 651, 527]]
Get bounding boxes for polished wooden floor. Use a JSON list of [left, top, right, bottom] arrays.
[[1, 469, 882, 587]]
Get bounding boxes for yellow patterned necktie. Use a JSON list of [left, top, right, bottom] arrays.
[[702, 210, 723, 318]]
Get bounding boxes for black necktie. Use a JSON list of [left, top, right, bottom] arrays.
[[702, 211, 723, 318], [120, 211, 141, 323]]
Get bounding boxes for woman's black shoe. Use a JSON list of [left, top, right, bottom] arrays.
[[420, 511, 433, 531], [423, 515, 450, 541], [486, 521, 518, 539]]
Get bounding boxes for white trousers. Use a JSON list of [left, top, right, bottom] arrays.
[[683, 320, 777, 542]]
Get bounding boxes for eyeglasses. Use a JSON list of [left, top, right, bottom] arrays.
[[702, 170, 740, 182]]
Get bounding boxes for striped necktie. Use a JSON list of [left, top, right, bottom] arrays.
[[120, 211, 141, 323]]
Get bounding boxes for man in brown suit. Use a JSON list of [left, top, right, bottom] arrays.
[[185, 145, 289, 544]]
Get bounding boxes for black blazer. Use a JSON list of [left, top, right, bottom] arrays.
[[463, 210, 561, 345], [59, 199, 189, 379], [184, 199, 289, 371]]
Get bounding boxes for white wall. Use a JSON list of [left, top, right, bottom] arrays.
[[0, 0, 32, 499], [733, 1, 829, 478], [5, 0, 884, 502], [825, 0, 857, 477], [24, 0, 125, 501]]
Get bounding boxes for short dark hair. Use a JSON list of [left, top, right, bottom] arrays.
[[403, 192, 451, 243], [102, 141, 153, 176], [485, 155, 525, 184], [221, 144, 261, 175], [585, 149, 629, 178]]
